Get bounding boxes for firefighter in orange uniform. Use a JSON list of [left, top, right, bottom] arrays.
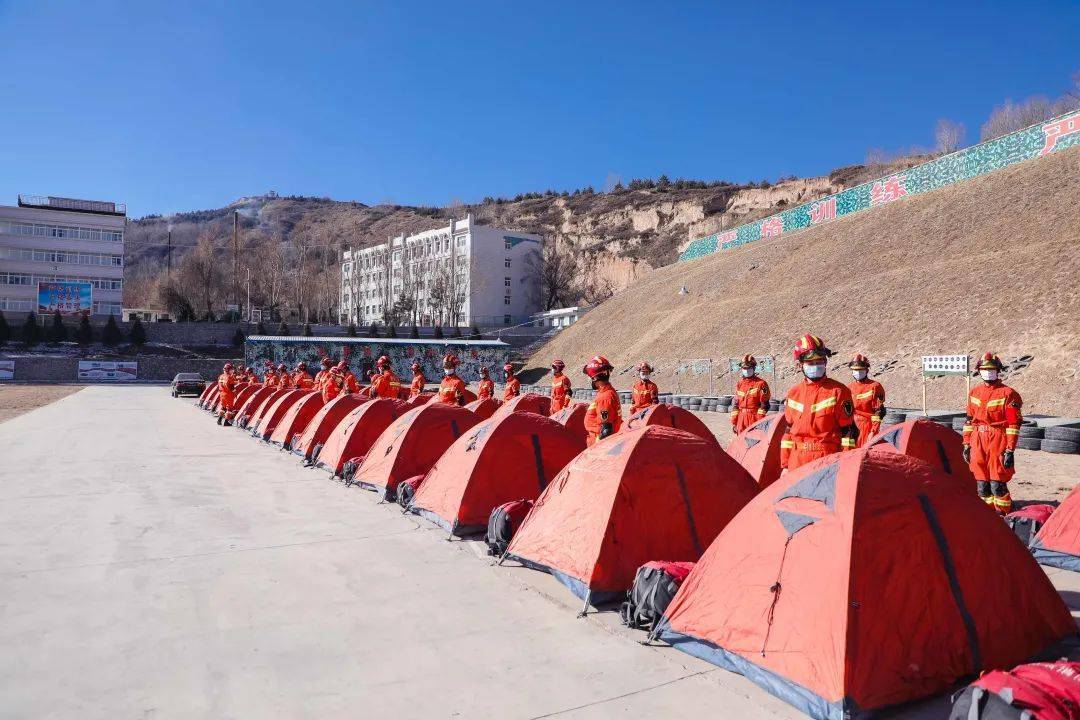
[[477, 367, 495, 400], [409, 361, 426, 399], [779, 334, 858, 472], [503, 363, 521, 401], [292, 361, 314, 390], [336, 361, 361, 394], [847, 354, 885, 447], [582, 355, 622, 446], [313, 357, 333, 392], [731, 355, 771, 433], [549, 359, 572, 414], [216, 363, 239, 426], [322, 363, 345, 403], [963, 353, 1022, 515], [370, 355, 402, 399], [630, 362, 660, 415], [276, 363, 292, 390], [243, 366, 257, 384], [437, 354, 467, 405]]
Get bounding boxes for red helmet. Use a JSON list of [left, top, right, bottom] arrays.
[[503, 363, 515, 375], [847, 353, 870, 370], [479, 366, 489, 376], [636, 361, 653, 374], [583, 355, 614, 379], [224, 362, 233, 371], [277, 363, 287, 372], [335, 360, 348, 371], [793, 333, 833, 362], [376, 355, 390, 367], [739, 354, 757, 369], [551, 359, 565, 371], [976, 352, 1004, 371], [297, 361, 307, 370], [443, 353, 460, 369], [411, 361, 422, 371], [264, 360, 273, 367], [320, 357, 332, 368]]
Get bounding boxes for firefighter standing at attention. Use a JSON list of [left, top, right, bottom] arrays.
[[731, 355, 771, 433], [780, 334, 858, 471], [964, 353, 1022, 515], [437, 354, 468, 405], [292, 361, 314, 390], [313, 357, 333, 392], [336, 360, 361, 394], [216, 362, 238, 427], [503, 363, 521, 401], [477, 366, 495, 400], [262, 362, 278, 388], [549, 359, 572, 414], [582, 355, 622, 446], [276, 363, 292, 389], [369, 355, 402, 399], [409, 361, 426, 398], [322, 363, 345, 403], [847, 354, 885, 447], [630, 362, 660, 415]]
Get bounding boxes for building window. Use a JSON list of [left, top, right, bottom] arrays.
[[504, 277, 511, 287], [456, 236, 466, 246], [504, 314, 511, 324], [504, 297, 510, 305], [504, 240, 512, 250], [504, 258, 511, 268]]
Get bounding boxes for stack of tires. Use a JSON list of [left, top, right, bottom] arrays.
[[880, 410, 906, 430], [718, 395, 733, 413], [1042, 425, 1080, 455], [1016, 421, 1044, 451], [768, 399, 783, 413]]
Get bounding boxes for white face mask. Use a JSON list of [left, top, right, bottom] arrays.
[[639, 373, 650, 381], [741, 368, 754, 378], [444, 369, 454, 376], [852, 370, 868, 381], [980, 369, 998, 382], [803, 363, 827, 379]]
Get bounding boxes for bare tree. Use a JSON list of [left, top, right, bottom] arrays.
[[934, 118, 966, 153], [178, 232, 223, 319], [525, 241, 580, 310], [981, 97, 1055, 140]]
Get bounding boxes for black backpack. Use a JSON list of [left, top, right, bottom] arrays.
[[950, 686, 1035, 720], [620, 562, 695, 632], [396, 475, 425, 511], [486, 500, 533, 556]]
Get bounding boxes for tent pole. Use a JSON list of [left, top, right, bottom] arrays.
[[577, 591, 591, 618]]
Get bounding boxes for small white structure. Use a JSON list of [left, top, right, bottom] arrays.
[[340, 214, 542, 328], [532, 306, 587, 330]]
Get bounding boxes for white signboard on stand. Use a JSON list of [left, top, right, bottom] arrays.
[[78, 361, 137, 382]]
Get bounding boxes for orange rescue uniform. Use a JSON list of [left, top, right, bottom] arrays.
[[410, 372, 427, 398], [477, 378, 495, 400], [732, 376, 771, 433], [780, 377, 857, 471], [263, 372, 278, 388], [217, 372, 238, 416], [848, 378, 886, 447], [322, 370, 345, 403], [583, 381, 622, 446], [292, 371, 314, 390], [630, 379, 659, 415], [341, 371, 361, 395], [550, 373, 572, 414], [438, 374, 467, 405], [371, 369, 402, 399], [964, 381, 1022, 486], [503, 376, 521, 401]]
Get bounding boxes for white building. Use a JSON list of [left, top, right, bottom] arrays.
[[532, 305, 587, 330], [0, 195, 126, 317], [340, 214, 542, 328]]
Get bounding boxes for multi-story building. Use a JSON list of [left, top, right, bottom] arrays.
[[0, 195, 126, 317], [340, 214, 542, 328]]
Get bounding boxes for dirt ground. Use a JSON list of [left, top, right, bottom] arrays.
[[0, 385, 84, 424], [692, 410, 1080, 504]]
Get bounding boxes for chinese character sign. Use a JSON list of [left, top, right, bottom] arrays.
[[922, 355, 969, 376], [809, 197, 837, 225], [870, 176, 908, 207], [1039, 111, 1079, 156], [38, 281, 92, 316], [761, 216, 784, 238]]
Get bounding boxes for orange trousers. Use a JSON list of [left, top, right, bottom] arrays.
[[969, 425, 1014, 482]]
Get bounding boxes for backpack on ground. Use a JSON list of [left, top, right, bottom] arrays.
[[342, 456, 363, 485], [396, 475, 425, 510], [486, 500, 533, 556], [949, 661, 1080, 720], [620, 561, 695, 632], [1005, 504, 1056, 548]]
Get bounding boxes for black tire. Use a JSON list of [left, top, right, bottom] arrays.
[[1045, 426, 1080, 443], [1041, 439, 1080, 455], [1016, 437, 1042, 451], [1018, 426, 1044, 439], [882, 413, 905, 425]]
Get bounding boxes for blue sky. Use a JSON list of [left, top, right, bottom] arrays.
[[0, 1, 1076, 217]]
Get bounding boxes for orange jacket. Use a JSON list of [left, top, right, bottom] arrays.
[[438, 374, 467, 405], [550, 373, 572, 413], [630, 379, 659, 414], [477, 378, 495, 400], [584, 381, 622, 445], [963, 381, 1022, 451], [341, 371, 361, 395], [371, 369, 402, 399], [322, 370, 345, 403], [410, 372, 427, 398], [848, 378, 886, 445], [292, 371, 315, 390], [217, 373, 238, 409], [277, 373, 293, 390], [780, 377, 857, 467], [503, 376, 521, 401], [313, 369, 328, 392], [263, 373, 278, 388], [732, 376, 771, 425]]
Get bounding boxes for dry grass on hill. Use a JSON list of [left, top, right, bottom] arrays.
[[527, 146, 1080, 416]]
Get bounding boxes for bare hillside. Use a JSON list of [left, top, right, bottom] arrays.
[[526, 146, 1080, 415]]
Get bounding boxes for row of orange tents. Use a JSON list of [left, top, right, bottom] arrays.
[[194, 382, 1079, 720]]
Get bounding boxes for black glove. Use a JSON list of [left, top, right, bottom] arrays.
[[1002, 450, 1014, 469], [962, 444, 971, 464], [599, 422, 613, 440]]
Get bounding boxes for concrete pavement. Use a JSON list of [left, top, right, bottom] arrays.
[[1, 386, 1077, 719]]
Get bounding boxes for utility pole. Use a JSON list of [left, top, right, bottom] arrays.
[[166, 228, 172, 279], [232, 211, 240, 313]]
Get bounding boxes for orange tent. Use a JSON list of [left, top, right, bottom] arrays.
[[242, 388, 291, 429], [406, 392, 436, 409], [622, 403, 717, 446], [726, 413, 789, 489], [1032, 484, 1080, 570], [464, 397, 502, 420], [198, 383, 216, 408], [865, 418, 974, 484], [268, 391, 325, 446], [550, 402, 588, 445], [291, 394, 369, 460], [235, 386, 274, 426], [232, 384, 261, 413], [411, 412, 585, 535], [253, 390, 310, 441], [489, 393, 551, 421], [351, 403, 479, 500], [657, 448, 1074, 720], [314, 398, 407, 475], [506, 425, 758, 607]]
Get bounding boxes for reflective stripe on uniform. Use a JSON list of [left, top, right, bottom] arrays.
[[969, 396, 981, 406], [841, 438, 856, 447], [811, 396, 836, 413], [787, 399, 804, 412], [986, 398, 1006, 408], [1005, 428, 1019, 435], [736, 391, 746, 397], [780, 440, 795, 449], [963, 425, 973, 433], [854, 390, 875, 400]]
